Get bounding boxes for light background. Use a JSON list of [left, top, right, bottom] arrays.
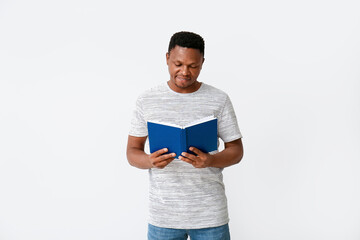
[[0, 0, 359, 239]]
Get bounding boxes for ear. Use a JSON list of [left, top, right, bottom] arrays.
[[166, 52, 170, 66], [199, 57, 205, 70]]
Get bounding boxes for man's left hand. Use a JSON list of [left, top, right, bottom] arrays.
[[179, 147, 214, 168]]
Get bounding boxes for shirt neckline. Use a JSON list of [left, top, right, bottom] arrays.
[[165, 81, 205, 96]]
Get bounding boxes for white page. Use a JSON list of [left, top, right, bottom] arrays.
[[183, 116, 216, 129], [147, 120, 182, 129], [148, 116, 215, 129]]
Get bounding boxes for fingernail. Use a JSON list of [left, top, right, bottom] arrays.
[[172, 153, 176, 156], [163, 148, 168, 151]]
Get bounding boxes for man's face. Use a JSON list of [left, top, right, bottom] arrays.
[[166, 45, 204, 93]]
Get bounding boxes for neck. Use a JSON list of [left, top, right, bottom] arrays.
[[167, 80, 201, 94]]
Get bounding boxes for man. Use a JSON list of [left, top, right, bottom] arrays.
[[127, 31, 243, 240]]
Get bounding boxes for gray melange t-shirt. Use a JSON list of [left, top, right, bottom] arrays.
[[129, 82, 242, 229]]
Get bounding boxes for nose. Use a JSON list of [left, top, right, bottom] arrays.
[[181, 66, 190, 76]]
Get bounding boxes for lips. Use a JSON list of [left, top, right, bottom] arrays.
[[176, 76, 191, 81]]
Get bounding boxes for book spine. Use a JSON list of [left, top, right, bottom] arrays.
[[180, 129, 186, 155]]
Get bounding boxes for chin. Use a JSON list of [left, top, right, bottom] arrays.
[[175, 80, 194, 88]]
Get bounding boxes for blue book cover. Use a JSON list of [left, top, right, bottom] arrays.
[[147, 116, 218, 158]]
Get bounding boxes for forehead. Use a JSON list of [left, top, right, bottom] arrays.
[[169, 45, 203, 62]]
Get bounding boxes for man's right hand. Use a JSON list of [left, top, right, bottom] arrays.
[[127, 136, 175, 169], [148, 148, 176, 169]]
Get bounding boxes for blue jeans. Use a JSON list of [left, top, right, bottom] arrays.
[[148, 223, 230, 240]]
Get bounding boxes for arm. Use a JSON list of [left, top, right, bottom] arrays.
[[179, 138, 244, 168], [126, 135, 176, 169]]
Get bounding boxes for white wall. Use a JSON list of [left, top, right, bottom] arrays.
[[0, 0, 359, 239]]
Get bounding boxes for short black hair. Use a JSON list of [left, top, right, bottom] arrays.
[[168, 31, 205, 56]]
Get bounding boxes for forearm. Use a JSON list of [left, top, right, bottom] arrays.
[[209, 139, 243, 168], [127, 147, 152, 169]]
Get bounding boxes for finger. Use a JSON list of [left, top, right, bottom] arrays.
[[179, 156, 194, 165], [154, 158, 175, 168], [154, 153, 176, 163], [152, 148, 169, 157], [189, 147, 204, 156], [181, 152, 198, 161]]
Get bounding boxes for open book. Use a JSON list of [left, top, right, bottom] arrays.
[[147, 116, 218, 158]]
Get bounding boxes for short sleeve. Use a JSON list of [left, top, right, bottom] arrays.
[[129, 97, 148, 137], [218, 95, 242, 143]]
